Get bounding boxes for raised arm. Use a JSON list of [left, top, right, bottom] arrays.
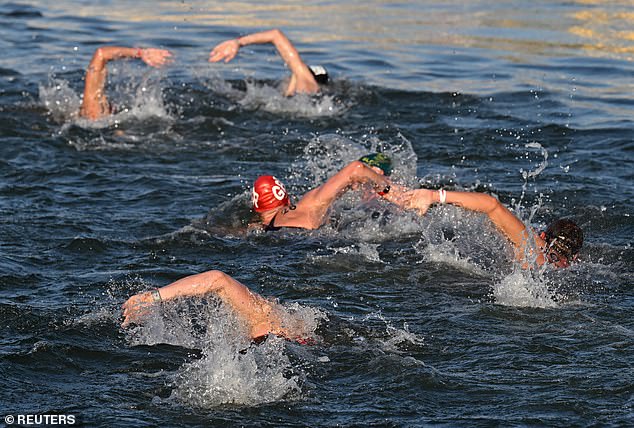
[[122, 270, 283, 339], [284, 161, 410, 229], [209, 28, 319, 96], [406, 188, 541, 259], [80, 46, 172, 120]]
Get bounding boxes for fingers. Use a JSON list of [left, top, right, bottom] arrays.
[[142, 49, 173, 68], [208, 49, 235, 63], [121, 306, 142, 327], [409, 189, 432, 215], [208, 40, 239, 63], [138, 41, 244, 67], [121, 315, 132, 328], [398, 190, 431, 216], [120, 292, 153, 327], [416, 205, 430, 216]]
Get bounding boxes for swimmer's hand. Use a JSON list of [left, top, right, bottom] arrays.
[[209, 39, 240, 63], [403, 189, 434, 215], [140, 48, 173, 68], [121, 291, 156, 327]]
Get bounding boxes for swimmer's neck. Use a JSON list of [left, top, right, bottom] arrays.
[[258, 207, 285, 225]]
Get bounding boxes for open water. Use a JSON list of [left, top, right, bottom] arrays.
[[1, 1, 633, 426]]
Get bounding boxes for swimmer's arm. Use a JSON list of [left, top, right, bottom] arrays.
[[283, 161, 407, 229], [121, 270, 276, 338], [209, 29, 318, 95], [80, 46, 172, 120], [321, 160, 412, 208], [122, 270, 226, 326], [308, 161, 390, 204], [408, 189, 532, 252], [86, 46, 173, 69]]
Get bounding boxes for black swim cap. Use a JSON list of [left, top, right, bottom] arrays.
[[309, 65, 329, 84], [359, 152, 392, 176], [544, 219, 583, 259]]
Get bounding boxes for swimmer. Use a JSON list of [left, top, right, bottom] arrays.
[[80, 46, 173, 120], [404, 188, 583, 268], [209, 28, 328, 97], [122, 269, 308, 343], [252, 153, 409, 231]]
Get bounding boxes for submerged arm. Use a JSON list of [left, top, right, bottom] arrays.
[[209, 28, 318, 95], [80, 46, 172, 120]]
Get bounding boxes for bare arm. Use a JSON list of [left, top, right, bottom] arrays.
[[122, 270, 283, 339], [406, 188, 540, 258], [209, 28, 318, 96], [280, 161, 410, 229], [80, 46, 172, 120]]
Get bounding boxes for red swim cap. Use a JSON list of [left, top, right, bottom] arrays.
[[252, 175, 290, 212]]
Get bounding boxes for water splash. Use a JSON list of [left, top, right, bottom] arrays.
[[199, 71, 344, 117], [362, 312, 425, 353], [39, 65, 173, 131], [289, 131, 419, 190], [515, 142, 549, 220], [418, 237, 489, 277], [239, 81, 343, 117], [522, 142, 549, 180], [491, 268, 559, 308], [308, 242, 383, 264], [124, 295, 324, 407], [415, 206, 511, 272], [38, 78, 81, 122], [168, 334, 302, 407]]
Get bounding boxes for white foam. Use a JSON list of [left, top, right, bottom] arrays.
[[38, 79, 82, 122], [198, 70, 344, 118], [124, 295, 324, 407], [240, 81, 343, 117], [169, 334, 302, 407], [492, 268, 559, 308], [363, 312, 425, 353], [419, 238, 489, 277], [289, 133, 419, 188], [39, 66, 173, 132]]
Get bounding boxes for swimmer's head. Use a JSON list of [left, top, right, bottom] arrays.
[[252, 175, 290, 213], [309, 65, 329, 85], [541, 219, 583, 268], [359, 152, 392, 176]]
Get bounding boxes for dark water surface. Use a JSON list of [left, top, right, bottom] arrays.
[[1, 1, 633, 426]]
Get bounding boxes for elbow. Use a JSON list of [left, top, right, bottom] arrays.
[[93, 47, 106, 60], [269, 28, 285, 42], [198, 270, 228, 292], [346, 160, 366, 175], [342, 161, 367, 183], [88, 47, 108, 67], [483, 194, 504, 214], [305, 221, 321, 230]]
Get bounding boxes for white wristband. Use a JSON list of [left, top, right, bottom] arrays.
[[438, 189, 447, 204]]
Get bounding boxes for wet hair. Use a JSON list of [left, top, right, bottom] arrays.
[[309, 65, 329, 84], [544, 219, 583, 259]]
